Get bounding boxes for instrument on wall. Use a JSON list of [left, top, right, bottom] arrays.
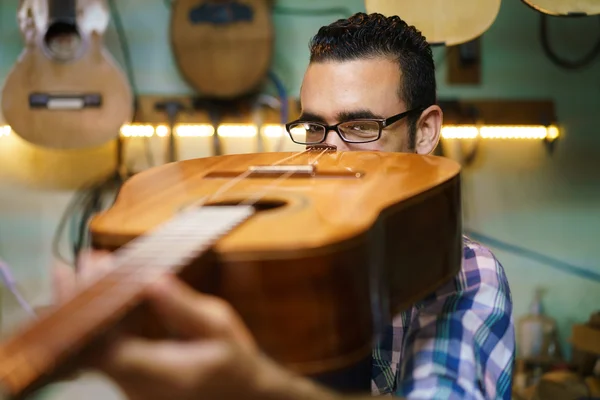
[[0, 149, 463, 397], [364, 0, 502, 46], [1, 0, 133, 150], [170, 0, 274, 98], [521, 0, 600, 16]]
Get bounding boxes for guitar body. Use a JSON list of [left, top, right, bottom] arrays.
[[365, 0, 502, 46], [170, 0, 274, 98], [0, 151, 463, 397], [521, 0, 600, 15], [1, 0, 133, 149]]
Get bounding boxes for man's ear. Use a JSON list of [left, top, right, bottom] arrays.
[[414, 105, 443, 154]]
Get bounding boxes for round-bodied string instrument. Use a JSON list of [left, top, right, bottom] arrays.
[[364, 0, 501, 46], [0, 147, 463, 398]]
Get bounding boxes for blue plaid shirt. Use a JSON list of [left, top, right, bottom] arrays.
[[371, 236, 515, 399]]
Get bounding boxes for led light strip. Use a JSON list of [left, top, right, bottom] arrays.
[[0, 124, 559, 140], [441, 125, 559, 141]]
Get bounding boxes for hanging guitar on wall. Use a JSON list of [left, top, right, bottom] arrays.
[[170, 0, 274, 99], [364, 0, 502, 46], [1, 0, 133, 149], [521, 0, 600, 16]]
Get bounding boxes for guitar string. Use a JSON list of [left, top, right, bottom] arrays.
[[15, 147, 348, 384], [30, 148, 334, 364], [4, 149, 332, 375], [0, 148, 314, 322], [240, 147, 329, 207], [58, 147, 327, 305], [185, 148, 313, 211]]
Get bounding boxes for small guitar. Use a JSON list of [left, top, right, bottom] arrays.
[[364, 0, 502, 46], [170, 0, 274, 98], [0, 149, 463, 397], [1, 0, 133, 149], [521, 0, 600, 16]]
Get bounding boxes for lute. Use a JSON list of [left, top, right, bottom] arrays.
[[0, 149, 463, 398], [521, 0, 600, 16], [364, 0, 502, 46], [1, 0, 133, 149], [169, 0, 274, 98]]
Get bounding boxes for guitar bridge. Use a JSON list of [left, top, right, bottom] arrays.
[[205, 163, 363, 179], [307, 144, 337, 152], [29, 93, 102, 110], [248, 165, 315, 176]]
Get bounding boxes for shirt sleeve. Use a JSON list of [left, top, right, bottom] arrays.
[[394, 243, 515, 400]]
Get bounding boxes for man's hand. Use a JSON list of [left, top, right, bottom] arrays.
[[95, 275, 275, 400], [50, 251, 342, 400]]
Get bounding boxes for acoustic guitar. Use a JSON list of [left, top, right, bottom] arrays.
[[521, 0, 600, 16], [1, 0, 133, 150], [170, 0, 274, 98], [0, 149, 463, 398], [364, 0, 502, 46]]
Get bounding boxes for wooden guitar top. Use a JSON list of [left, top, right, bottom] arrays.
[[90, 151, 461, 260]]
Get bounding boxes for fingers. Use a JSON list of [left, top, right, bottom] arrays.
[[145, 276, 256, 350], [98, 336, 235, 398], [101, 336, 228, 378]]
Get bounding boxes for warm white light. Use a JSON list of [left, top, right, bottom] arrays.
[[156, 125, 169, 137], [217, 124, 256, 137], [441, 125, 560, 141], [120, 124, 153, 137], [441, 126, 479, 139], [547, 125, 559, 140], [262, 124, 285, 138], [480, 126, 546, 139], [0, 124, 560, 141], [175, 124, 214, 137]]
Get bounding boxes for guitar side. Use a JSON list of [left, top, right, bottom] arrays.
[[1, 32, 133, 149]]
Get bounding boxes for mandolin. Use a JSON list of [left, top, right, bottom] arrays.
[[364, 0, 502, 46], [0, 149, 463, 398], [170, 0, 274, 98], [1, 0, 133, 149], [521, 0, 600, 16]]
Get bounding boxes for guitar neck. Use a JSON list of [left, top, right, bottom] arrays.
[[48, 0, 77, 22], [0, 205, 255, 398]]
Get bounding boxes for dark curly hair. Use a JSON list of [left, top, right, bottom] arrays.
[[309, 12, 436, 145]]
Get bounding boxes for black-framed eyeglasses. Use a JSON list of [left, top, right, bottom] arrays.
[[285, 107, 424, 145]]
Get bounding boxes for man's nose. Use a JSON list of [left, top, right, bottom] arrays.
[[323, 130, 347, 148]]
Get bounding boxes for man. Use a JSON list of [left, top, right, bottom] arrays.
[[53, 12, 515, 400]]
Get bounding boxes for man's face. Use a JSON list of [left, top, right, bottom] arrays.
[[299, 57, 412, 153]]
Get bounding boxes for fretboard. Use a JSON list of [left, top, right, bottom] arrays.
[[110, 204, 255, 273], [0, 205, 255, 397]]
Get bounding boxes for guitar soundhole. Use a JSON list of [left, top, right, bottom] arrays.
[[206, 199, 286, 212], [43, 22, 82, 61]]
